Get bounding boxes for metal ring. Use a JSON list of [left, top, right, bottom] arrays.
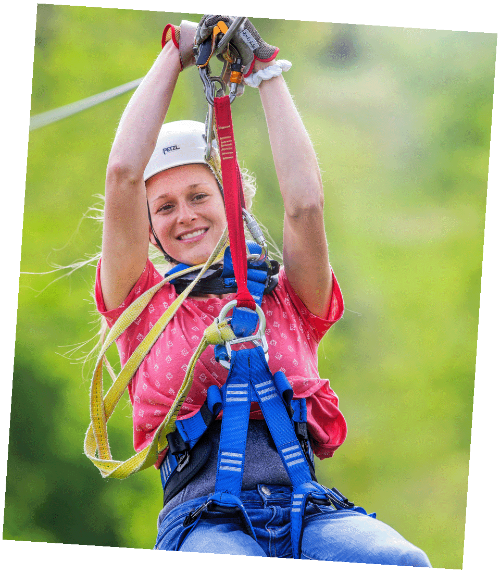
[[216, 301, 269, 368], [199, 69, 226, 106], [217, 300, 266, 331]]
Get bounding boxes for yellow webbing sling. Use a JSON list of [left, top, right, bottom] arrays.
[[84, 228, 236, 479]]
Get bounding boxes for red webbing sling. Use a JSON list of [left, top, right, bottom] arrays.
[[213, 95, 256, 311]]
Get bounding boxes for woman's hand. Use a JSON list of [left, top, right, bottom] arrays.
[[162, 20, 198, 70], [195, 15, 279, 76]]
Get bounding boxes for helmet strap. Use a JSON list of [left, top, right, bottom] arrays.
[[146, 200, 175, 263]]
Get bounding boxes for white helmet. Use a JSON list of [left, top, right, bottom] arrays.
[[143, 120, 223, 262], [143, 120, 216, 182]]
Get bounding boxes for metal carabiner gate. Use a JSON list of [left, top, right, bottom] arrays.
[[195, 16, 247, 106], [216, 300, 269, 369], [196, 17, 247, 161]]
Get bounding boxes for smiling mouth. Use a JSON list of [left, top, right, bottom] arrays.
[[177, 228, 208, 241]]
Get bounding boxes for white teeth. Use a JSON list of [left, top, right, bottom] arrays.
[[179, 229, 206, 241]]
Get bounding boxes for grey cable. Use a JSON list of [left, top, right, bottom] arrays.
[[29, 77, 144, 131]]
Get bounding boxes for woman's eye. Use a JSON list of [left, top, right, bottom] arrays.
[[156, 193, 208, 213]]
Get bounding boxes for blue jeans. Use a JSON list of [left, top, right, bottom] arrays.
[[155, 484, 432, 566]]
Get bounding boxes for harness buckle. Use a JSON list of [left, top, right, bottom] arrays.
[[326, 486, 355, 509], [216, 300, 269, 369], [183, 500, 210, 527], [175, 451, 190, 473]]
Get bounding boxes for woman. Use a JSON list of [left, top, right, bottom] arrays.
[[96, 15, 431, 565]]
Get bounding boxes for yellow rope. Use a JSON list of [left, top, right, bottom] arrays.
[[84, 229, 233, 479]]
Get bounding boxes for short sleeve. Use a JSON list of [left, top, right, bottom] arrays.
[[280, 267, 344, 343], [95, 258, 163, 326]]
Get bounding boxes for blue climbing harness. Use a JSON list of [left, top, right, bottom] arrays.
[[159, 243, 373, 558]]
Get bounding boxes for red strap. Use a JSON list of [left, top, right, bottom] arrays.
[[213, 96, 256, 310]]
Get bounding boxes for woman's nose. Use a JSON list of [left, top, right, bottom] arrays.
[[176, 200, 196, 223]]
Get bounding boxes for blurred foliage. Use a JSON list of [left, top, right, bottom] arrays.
[[4, 4, 496, 569]]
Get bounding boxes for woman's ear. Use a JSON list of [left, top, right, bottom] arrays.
[[149, 229, 157, 247], [146, 200, 161, 249]]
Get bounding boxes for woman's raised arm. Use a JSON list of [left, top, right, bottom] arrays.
[[256, 62, 333, 319], [100, 39, 181, 311]]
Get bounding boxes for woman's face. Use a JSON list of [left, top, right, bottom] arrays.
[[146, 163, 226, 265]]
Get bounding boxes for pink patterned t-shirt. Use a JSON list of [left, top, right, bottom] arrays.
[[95, 259, 347, 465]]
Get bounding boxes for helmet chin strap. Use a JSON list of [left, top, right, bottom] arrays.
[[146, 200, 176, 264]]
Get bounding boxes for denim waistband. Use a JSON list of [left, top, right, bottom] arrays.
[[163, 484, 294, 526], [243, 484, 293, 507]]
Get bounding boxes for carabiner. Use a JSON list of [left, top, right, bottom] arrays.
[[216, 300, 269, 369], [204, 81, 223, 161], [195, 17, 247, 107], [242, 209, 268, 262], [198, 58, 243, 107]]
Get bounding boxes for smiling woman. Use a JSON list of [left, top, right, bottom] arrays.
[[148, 163, 225, 258], [93, 14, 432, 565]]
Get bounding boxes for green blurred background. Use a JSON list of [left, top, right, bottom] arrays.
[[4, 4, 497, 569]]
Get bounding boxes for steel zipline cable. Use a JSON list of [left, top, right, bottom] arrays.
[[29, 18, 249, 132], [29, 77, 143, 131]]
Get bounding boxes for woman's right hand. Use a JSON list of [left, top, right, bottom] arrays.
[[162, 20, 198, 70]]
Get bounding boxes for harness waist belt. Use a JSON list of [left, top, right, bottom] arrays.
[[160, 393, 313, 505]]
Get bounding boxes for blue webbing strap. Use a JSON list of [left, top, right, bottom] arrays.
[[244, 346, 333, 558], [214, 242, 269, 363], [214, 350, 252, 496], [247, 348, 312, 488], [179, 349, 258, 546], [160, 385, 222, 489], [180, 346, 331, 557]]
